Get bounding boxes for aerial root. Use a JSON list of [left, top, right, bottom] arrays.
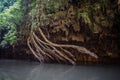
[[27, 27, 98, 65]]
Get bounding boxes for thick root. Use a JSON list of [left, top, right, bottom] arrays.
[[27, 27, 98, 65]]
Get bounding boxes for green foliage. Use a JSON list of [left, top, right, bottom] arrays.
[[0, 0, 16, 12], [29, 0, 64, 30], [45, 0, 62, 13], [0, 0, 23, 48], [28, 0, 41, 30], [28, 0, 41, 8]]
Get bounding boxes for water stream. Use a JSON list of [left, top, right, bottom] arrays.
[[0, 60, 120, 80]]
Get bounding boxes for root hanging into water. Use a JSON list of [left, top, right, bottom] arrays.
[[27, 27, 98, 65]]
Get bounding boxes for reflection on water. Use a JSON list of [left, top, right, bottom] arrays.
[[0, 60, 120, 80]]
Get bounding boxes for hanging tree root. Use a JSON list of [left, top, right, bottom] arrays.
[[27, 27, 98, 65]]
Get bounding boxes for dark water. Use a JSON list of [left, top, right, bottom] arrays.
[[0, 60, 120, 80]]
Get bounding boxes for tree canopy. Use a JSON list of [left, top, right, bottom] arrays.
[[0, 0, 24, 48], [0, 0, 17, 12]]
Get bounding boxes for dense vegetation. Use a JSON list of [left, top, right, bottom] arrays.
[[27, 0, 120, 64], [0, 0, 120, 64], [0, 0, 24, 48], [0, 0, 16, 12]]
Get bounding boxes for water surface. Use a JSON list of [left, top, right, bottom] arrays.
[[0, 60, 120, 80]]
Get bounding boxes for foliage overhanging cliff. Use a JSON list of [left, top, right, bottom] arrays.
[[0, 0, 120, 64]]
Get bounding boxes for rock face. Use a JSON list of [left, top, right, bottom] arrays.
[[1, 0, 120, 64], [25, 0, 120, 64]]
